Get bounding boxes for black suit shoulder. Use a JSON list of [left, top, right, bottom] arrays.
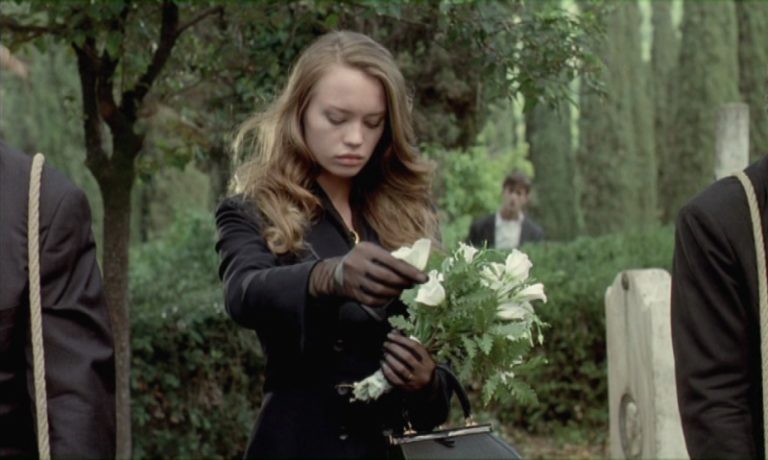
[[467, 213, 494, 247], [671, 156, 768, 459]]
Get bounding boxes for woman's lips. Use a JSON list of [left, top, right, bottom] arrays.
[[336, 154, 364, 166]]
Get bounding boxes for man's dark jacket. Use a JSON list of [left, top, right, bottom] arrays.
[[0, 140, 116, 457], [672, 156, 768, 459], [467, 213, 545, 249]]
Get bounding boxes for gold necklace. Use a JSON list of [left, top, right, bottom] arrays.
[[349, 228, 360, 245]]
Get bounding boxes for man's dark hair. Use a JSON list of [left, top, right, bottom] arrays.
[[502, 171, 532, 192]]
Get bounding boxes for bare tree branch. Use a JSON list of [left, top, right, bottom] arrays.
[[121, 0, 179, 121], [73, 38, 110, 180], [175, 5, 223, 38]]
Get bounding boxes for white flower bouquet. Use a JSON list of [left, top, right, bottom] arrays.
[[351, 239, 547, 405]]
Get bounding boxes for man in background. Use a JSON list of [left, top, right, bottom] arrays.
[[0, 139, 115, 457], [467, 171, 545, 250]]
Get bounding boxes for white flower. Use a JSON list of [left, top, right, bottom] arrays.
[[496, 301, 534, 321], [415, 270, 446, 306], [500, 370, 515, 384], [504, 250, 532, 283], [457, 242, 479, 263], [480, 262, 506, 290], [513, 283, 547, 304], [351, 369, 392, 402], [391, 238, 431, 271]]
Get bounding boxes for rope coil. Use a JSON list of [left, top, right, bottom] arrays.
[[734, 170, 768, 457], [28, 152, 50, 460]]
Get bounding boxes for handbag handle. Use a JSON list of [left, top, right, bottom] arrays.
[[28, 153, 50, 459], [436, 364, 476, 426]]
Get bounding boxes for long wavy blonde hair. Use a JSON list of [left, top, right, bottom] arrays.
[[232, 31, 437, 255]]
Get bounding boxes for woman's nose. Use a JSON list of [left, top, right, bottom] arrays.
[[343, 122, 364, 147]]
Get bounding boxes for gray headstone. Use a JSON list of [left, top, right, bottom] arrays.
[[605, 269, 688, 459], [715, 103, 750, 179]]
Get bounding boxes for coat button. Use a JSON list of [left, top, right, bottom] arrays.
[[339, 425, 349, 441], [336, 385, 350, 396], [333, 338, 344, 352]]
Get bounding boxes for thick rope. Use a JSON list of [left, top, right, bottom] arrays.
[[28, 153, 50, 460], [735, 170, 768, 457]]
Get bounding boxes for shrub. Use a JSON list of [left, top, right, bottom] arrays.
[[128, 209, 675, 454], [424, 144, 531, 249], [130, 211, 263, 459], [497, 225, 675, 435]]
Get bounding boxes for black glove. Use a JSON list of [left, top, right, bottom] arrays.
[[309, 242, 428, 307], [382, 330, 437, 393]]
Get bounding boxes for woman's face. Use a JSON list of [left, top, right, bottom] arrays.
[[303, 64, 387, 184]]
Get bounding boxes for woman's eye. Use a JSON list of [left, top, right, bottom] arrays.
[[365, 120, 384, 129], [326, 115, 345, 125]]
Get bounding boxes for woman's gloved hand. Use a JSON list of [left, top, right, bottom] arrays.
[[309, 242, 428, 307], [382, 330, 437, 393]]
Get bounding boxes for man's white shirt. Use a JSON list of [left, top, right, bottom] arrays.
[[495, 212, 524, 250]]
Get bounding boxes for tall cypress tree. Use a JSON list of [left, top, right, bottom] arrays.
[[661, 0, 740, 222], [651, 0, 679, 217], [524, 0, 582, 241], [527, 100, 582, 240], [736, 0, 768, 162], [577, 1, 654, 235], [626, 1, 657, 225]]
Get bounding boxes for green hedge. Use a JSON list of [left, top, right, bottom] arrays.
[[496, 225, 675, 435], [130, 212, 263, 459], [129, 211, 675, 455]]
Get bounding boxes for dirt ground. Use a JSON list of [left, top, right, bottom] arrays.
[[504, 427, 609, 459]]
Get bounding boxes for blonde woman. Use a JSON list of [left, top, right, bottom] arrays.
[[215, 31, 452, 458]]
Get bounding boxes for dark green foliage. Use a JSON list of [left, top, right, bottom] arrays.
[[736, 0, 768, 163], [336, 0, 600, 149], [660, 0, 740, 223], [524, 0, 583, 242], [577, 2, 656, 235], [498, 225, 675, 433], [130, 212, 263, 459], [652, 0, 680, 214], [126, 209, 675, 452], [425, 144, 529, 249]]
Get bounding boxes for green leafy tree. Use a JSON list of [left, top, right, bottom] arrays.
[[1, 1, 604, 453], [336, 0, 600, 149], [660, 0, 740, 222], [736, 0, 768, 162], [1, 2, 224, 455], [524, 1, 583, 241], [651, 0, 679, 210]]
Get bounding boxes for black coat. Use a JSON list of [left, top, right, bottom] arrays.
[[215, 189, 452, 459], [671, 156, 768, 459], [0, 140, 116, 457], [467, 213, 545, 249]]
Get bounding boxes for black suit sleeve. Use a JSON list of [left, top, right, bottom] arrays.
[[671, 203, 757, 459], [30, 187, 116, 457], [467, 219, 482, 247]]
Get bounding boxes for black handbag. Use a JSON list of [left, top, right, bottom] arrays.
[[389, 365, 522, 459]]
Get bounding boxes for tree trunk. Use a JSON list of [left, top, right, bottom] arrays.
[[203, 143, 231, 205], [98, 171, 134, 459]]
